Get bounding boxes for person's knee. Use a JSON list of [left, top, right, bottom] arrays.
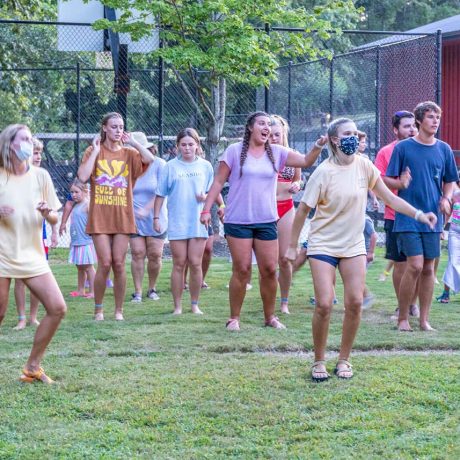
[[406, 260, 423, 276], [48, 300, 67, 319], [421, 263, 435, 278], [98, 258, 112, 273], [131, 247, 146, 262], [259, 264, 277, 279], [314, 302, 333, 318], [278, 256, 291, 271], [233, 264, 252, 282], [344, 296, 362, 315], [112, 259, 126, 274]]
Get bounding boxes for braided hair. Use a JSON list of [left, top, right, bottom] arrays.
[[239, 111, 277, 177]]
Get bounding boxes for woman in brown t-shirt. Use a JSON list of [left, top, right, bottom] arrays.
[[78, 112, 154, 321]]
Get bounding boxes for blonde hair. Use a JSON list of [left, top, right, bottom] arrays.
[[270, 114, 290, 148], [99, 112, 124, 143], [0, 124, 31, 173], [32, 137, 44, 152], [357, 130, 367, 141], [70, 178, 89, 194], [326, 117, 355, 160]]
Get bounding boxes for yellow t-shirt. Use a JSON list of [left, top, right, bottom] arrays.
[[0, 166, 61, 278], [301, 155, 380, 258]]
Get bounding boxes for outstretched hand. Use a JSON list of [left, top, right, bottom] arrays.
[[315, 135, 328, 148], [285, 247, 298, 263]]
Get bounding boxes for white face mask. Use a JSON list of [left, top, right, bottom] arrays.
[[15, 141, 33, 161]]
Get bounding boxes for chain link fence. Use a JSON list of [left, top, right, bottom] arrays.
[[0, 21, 440, 247]]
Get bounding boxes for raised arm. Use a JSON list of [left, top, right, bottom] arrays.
[[78, 136, 100, 183], [285, 135, 328, 169], [123, 132, 154, 164]]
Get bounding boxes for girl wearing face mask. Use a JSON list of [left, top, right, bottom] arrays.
[[201, 111, 327, 331], [153, 128, 214, 315], [286, 118, 437, 382], [77, 112, 154, 321], [0, 124, 65, 384]]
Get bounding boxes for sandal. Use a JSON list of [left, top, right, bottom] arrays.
[[19, 367, 54, 384], [311, 360, 330, 382], [226, 318, 240, 331], [334, 359, 353, 379], [264, 316, 286, 329], [69, 291, 85, 297]]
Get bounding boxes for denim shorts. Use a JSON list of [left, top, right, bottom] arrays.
[[384, 219, 406, 262], [224, 222, 277, 241], [396, 232, 441, 259], [130, 231, 167, 240]]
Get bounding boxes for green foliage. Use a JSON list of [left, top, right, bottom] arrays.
[[0, 0, 56, 20]]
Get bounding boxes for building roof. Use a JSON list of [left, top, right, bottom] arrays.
[[356, 14, 460, 50]]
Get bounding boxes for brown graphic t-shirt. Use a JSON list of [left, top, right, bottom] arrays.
[[82, 144, 145, 234]]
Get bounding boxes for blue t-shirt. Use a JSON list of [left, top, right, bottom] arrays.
[[133, 159, 168, 237], [70, 202, 93, 246], [386, 138, 458, 233], [156, 157, 214, 240]]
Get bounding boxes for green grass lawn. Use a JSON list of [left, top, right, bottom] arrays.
[[1, 248, 459, 459]]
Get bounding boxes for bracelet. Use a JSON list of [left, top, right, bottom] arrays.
[[219, 204, 226, 209], [200, 211, 211, 215], [153, 217, 159, 220], [414, 209, 423, 221], [314, 140, 323, 149]]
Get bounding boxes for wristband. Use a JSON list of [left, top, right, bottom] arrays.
[[200, 211, 211, 215], [153, 217, 159, 220], [314, 140, 323, 149], [414, 209, 423, 221], [219, 204, 226, 209]]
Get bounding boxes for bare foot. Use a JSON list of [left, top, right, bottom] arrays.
[[191, 305, 203, 315], [420, 322, 436, 331], [280, 303, 290, 314], [28, 319, 40, 327], [398, 320, 413, 332], [172, 308, 182, 315], [13, 320, 27, 330], [114, 311, 124, 321]]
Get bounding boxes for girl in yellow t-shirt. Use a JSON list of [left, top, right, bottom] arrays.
[[0, 124, 65, 384], [287, 117, 436, 382]]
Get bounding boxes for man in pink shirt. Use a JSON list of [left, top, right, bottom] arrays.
[[374, 111, 418, 317]]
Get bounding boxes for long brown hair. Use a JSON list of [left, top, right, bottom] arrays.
[[99, 112, 124, 143], [240, 111, 276, 177], [176, 127, 203, 158]]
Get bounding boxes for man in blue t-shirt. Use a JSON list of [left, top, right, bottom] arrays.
[[387, 101, 458, 332]]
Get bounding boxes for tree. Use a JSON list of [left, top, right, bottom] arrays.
[[94, 0, 360, 163]]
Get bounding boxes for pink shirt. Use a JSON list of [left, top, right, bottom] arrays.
[[221, 142, 289, 224], [374, 140, 398, 220]]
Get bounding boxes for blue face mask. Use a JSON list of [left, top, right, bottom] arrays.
[[339, 136, 359, 156], [15, 141, 33, 162]]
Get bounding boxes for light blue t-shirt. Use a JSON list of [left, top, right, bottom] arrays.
[[133, 159, 168, 237], [386, 137, 458, 233], [156, 157, 214, 240], [70, 201, 93, 246]]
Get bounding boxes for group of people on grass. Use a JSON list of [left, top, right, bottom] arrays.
[[0, 100, 458, 384]]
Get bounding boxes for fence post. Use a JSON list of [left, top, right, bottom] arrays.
[[374, 46, 381, 157], [435, 29, 442, 139], [264, 23, 270, 113], [287, 61, 292, 127], [75, 61, 81, 172], [158, 38, 164, 157], [329, 57, 334, 120]]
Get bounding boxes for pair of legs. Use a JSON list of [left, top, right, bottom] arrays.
[[73, 264, 96, 297], [0, 273, 66, 382], [170, 238, 207, 314], [227, 235, 280, 325], [92, 234, 130, 320], [277, 206, 295, 314], [310, 255, 366, 379], [184, 234, 214, 288], [130, 236, 165, 296], [13, 279, 40, 330], [398, 256, 435, 331]]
